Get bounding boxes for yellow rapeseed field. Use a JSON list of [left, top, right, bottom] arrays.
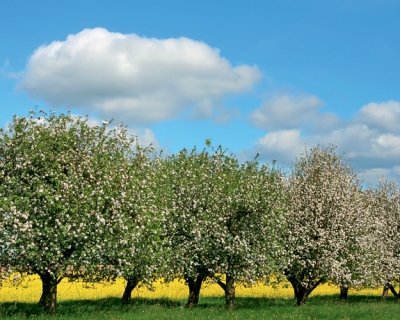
[[0, 275, 384, 303]]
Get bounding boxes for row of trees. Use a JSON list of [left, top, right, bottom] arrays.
[[0, 111, 399, 313]]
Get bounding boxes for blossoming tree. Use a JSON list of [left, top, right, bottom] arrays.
[[0, 111, 145, 313], [281, 145, 377, 305], [156, 148, 220, 307], [92, 144, 165, 306], [159, 147, 285, 308], [328, 186, 388, 300], [368, 180, 400, 300]]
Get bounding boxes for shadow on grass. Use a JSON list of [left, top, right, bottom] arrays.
[[227, 294, 397, 309], [0, 297, 185, 318], [0, 294, 397, 318]]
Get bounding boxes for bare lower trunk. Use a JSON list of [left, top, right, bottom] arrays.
[[382, 286, 389, 300], [290, 279, 309, 306], [225, 274, 235, 309], [287, 276, 324, 306], [340, 286, 348, 300], [382, 282, 398, 300], [214, 273, 236, 309], [186, 273, 205, 307], [122, 276, 139, 305], [38, 271, 59, 314]]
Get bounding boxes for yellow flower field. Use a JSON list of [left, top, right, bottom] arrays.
[[0, 276, 384, 303]]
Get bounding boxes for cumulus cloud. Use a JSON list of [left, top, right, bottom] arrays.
[[254, 129, 304, 163], [357, 100, 400, 133], [248, 97, 400, 184], [18, 28, 262, 125], [249, 93, 341, 133]]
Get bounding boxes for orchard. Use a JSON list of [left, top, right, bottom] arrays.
[[1, 111, 399, 313]]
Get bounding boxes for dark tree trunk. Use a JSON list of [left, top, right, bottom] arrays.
[[287, 276, 324, 306], [122, 276, 139, 305], [215, 273, 236, 309], [290, 279, 309, 306], [38, 271, 59, 314], [225, 274, 235, 309], [340, 286, 348, 300], [382, 282, 398, 300], [186, 273, 206, 307]]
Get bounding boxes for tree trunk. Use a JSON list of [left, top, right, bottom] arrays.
[[186, 273, 205, 307], [382, 282, 398, 300], [225, 274, 235, 309], [340, 286, 348, 300], [290, 280, 309, 306], [287, 276, 323, 306], [382, 286, 389, 300], [214, 273, 236, 309], [38, 271, 58, 314], [122, 276, 139, 305]]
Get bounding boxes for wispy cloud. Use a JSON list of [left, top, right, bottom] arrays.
[[0, 59, 9, 74]]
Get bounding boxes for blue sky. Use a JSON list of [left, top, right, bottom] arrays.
[[1, 0, 400, 184]]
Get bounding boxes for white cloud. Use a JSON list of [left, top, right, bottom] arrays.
[[249, 98, 400, 185], [358, 100, 400, 133], [371, 134, 400, 163], [314, 124, 376, 157], [214, 106, 241, 124], [18, 28, 262, 125], [249, 93, 341, 133], [254, 129, 304, 163]]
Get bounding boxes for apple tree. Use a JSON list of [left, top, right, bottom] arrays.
[[281, 145, 372, 305], [368, 180, 400, 300], [159, 147, 286, 308], [0, 110, 146, 313]]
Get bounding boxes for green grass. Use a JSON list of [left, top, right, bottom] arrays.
[[1, 295, 399, 319]]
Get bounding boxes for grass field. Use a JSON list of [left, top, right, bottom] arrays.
[[1, 276, 399, 319]]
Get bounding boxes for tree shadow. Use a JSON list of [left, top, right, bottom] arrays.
[[197, 294, 398, 309], [0, 297, 185, 318], [0, 294, 396, 317]]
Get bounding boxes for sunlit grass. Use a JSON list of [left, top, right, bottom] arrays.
[[0, 275, 385, 303]]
